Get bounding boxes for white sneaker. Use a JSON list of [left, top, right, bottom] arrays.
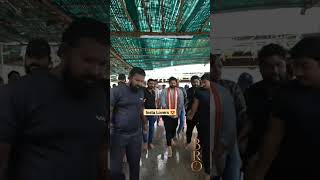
[[167, 146, 173, 157]]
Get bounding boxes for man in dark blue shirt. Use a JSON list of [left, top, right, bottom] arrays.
[[0, 18, 108, 180], [110, 67, 147, 180]]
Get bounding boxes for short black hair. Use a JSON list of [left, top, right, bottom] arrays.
[[129, 67, 146, 78], [258, 44, 287, 64], [168, 77, 177, 83], [147, 79, 154, 83], [58, 17, 109, 57], [118, 74, 126, 81], [26, 38, 51, 59], [201, 73, 210, 81], [8, 71, 20, 79], [290, 36, 320, 61], [238, 72, 253, 83], [191, 75, 200, 81]]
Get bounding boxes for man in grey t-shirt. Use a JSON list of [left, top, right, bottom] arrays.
[[110, 67, 147, 180]]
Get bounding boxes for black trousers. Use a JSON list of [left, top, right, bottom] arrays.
[[186, 116, 199, 144], [162, 116, 178, 146], [198, 123, 210, 175]]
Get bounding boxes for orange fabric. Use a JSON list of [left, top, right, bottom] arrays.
[[167, 88, 178, 110]]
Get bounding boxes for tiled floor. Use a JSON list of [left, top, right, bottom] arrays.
[[124, 123, 206, 180]]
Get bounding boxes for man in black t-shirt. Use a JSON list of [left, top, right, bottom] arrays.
[[185, 75, 200, 149], [24, 38, 52, 74], [0, 18, 108, 180], [7, 71, 20, 84], [247, 37, 320, 180], [244, 44, 288, 173], [187, 73, 211, 177], [142, 79, 157, 150], [118, 73, 126, 86]]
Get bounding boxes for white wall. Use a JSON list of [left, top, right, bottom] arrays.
[[212, 8, 320, 37]]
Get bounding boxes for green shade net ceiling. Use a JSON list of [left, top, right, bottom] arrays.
[[0, 0, 311, 74], [109, 0, 211, 72], [0, 0, 65, 43], [52, 0, 211, 73]]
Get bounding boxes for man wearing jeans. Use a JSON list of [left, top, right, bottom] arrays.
[[177, 81, 187, 137], [154, 80, 162, 126], [143, 79, 157, 150]]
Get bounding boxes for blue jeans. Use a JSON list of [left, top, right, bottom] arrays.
[[177, 108, 185, 134], [142, 116, 157, 144]]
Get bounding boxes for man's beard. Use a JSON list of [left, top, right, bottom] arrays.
[[170, 85, 175, 89], [62, 67, 104, 98], [129, 82, 140, 92]]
